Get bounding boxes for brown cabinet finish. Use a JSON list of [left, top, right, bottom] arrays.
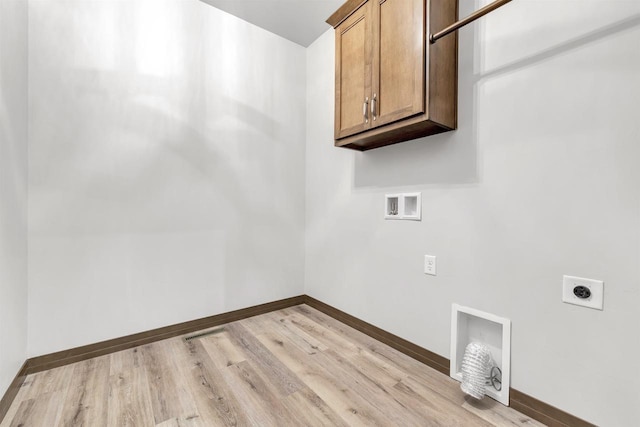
[[374, 0, 425, 127], [328, 0, 458, 151], [334, 1, 373, 139]]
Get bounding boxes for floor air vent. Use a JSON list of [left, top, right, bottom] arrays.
[[184, 327, 226, 341]]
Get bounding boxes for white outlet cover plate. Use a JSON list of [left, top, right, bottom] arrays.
[[562, 275, 604, 310], [424, 255, 436, 276]]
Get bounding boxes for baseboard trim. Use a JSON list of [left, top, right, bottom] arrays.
[[0, 294, 594, 427], [303, 296, 594, 427], [509, 389, 595, 427], [302, 295, 451, 375], [0, 361, 28, 423], [26, 295, 305, 375]]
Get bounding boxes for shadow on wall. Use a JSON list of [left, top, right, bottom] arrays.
[[476, 14, 640, 81], [0, 10, 27, 245], [352, 9, 640, 189], [31, 67, 283, 232], [32, 65, 300, 316], [353, 0, 479, 189]]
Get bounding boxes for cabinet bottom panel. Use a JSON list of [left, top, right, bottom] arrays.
[[335, 117, 454, 151]]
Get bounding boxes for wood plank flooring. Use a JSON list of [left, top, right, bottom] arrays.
[[1, 305, 545, 426]]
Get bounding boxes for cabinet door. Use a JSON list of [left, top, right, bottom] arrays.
[[334, 1, 373, 139], [371, 0, 425, 128]]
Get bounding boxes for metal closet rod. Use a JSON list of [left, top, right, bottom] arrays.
[[429, 0, 513, 43]]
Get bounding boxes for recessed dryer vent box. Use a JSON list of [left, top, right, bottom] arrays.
[[450, 304, 511, 406]]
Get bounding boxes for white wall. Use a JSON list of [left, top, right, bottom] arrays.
[[0, 0, 28, 396], [27, 0, 306, 357], [18, 0, 640, 424], [306, 1, 640, 426]]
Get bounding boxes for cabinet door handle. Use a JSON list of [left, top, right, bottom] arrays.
[[371, 94, 377, 121], [363, 97, 369, 123]]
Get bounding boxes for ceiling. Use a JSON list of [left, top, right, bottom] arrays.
[[199, 0, 344, 47]]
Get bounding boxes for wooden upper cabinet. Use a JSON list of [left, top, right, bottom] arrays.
[[373, 0, 424, 127], [334, 1, 373, 139], [328, 0, 458, 151]]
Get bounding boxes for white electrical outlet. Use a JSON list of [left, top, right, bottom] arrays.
[[562, 275, 604, 310], [424, 255, 436, 276]]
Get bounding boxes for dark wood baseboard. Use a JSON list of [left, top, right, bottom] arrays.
[[509, 389, 595, 427], [303, 295, 595, 427], [26, 295, 305, 375], [0, 361, 28, 423], [302, 295, 451, 375], [0, 294, 594, 427]]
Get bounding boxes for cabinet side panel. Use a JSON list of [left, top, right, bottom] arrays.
[[334, 31, 342, 139], [428, 0, 458, 129]]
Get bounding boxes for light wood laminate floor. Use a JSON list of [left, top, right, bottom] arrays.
[[1, 305, 545, 426]]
